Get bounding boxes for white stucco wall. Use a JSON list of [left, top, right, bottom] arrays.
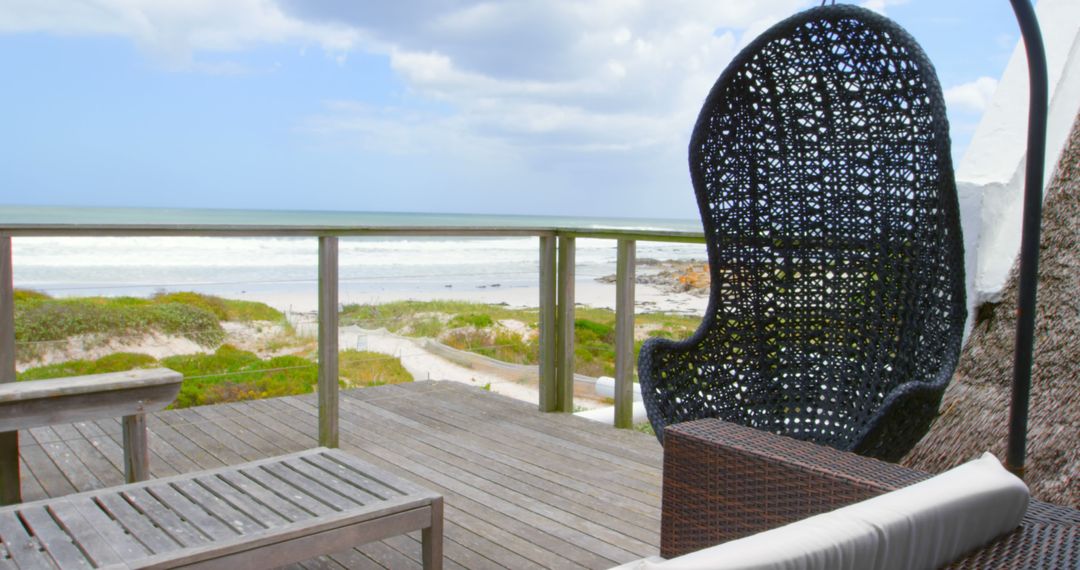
[[957, 0, 1080, 329]]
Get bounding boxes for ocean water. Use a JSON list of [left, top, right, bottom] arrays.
[[1, 205, 703, 232], [5, 206, 707, 310]]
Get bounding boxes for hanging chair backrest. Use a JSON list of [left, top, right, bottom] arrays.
[[688, 5, 966, 450]]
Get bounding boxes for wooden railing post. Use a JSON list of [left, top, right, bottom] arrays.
[[614, 239, 636, 429], [556, 236, 576, 412], [0, 236, 19, 504], [538, 235, 558, 412], [318, 236, 339, 448]]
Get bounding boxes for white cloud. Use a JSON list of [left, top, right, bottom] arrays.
[[945, 77, 999, 113], [284, 0, 803, 169], [279, 0, 813, 216], [0, 0, 359, 69]]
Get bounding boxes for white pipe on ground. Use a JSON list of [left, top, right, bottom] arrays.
[[594, 376, 642, 401], [574, 401, 650, 425]]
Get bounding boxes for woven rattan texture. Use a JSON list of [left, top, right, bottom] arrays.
[[660, 418, 1080, 565], [639, 4, 966, 462], [949, 523, 1079, 569], [661, 419, 1080, 568]]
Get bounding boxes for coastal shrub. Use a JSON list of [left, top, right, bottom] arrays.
[[441, 328, 492, 352], [153, 292, 230, 320], [472, 330, 537, 365], [340, 303, 383, 323], [338, 349, 413, 387], [13, 295, 224, 347], [219, 298, 284, 321], [17, 344, 411, 409], [449, 313, 494, 329], [16, 298, 126, 341], [152, 291, 283, 321], [340, 303, 412, 332], [160, 344, 258, 375], [574, 319, 614, 343], [104, 296, 154, 307], [162, 346, 319, 408], [575, 345, 615, 377], [569, 318, 615, 375], [440, 327, 536, 364], [405, 316, 444, 338], [144, 303, 225, 346], [162, 346, 412, 407], [13, 289, 50, 303], [341, 300, 524, 334], [17, 352, 158, 381]]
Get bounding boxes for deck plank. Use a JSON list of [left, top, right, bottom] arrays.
[[171, 478, 263, 534], [69, 419, 179, 479], [47, 498, 126, 567], [239, 465, 338, 516], [188, 405, 294, 458], [285, 456, 387, 505], [122, 487, 211, 547], [216, 470, 316, 523], [163, 408, 256, 464], [268, 396, 630, 567], [16, 381, 662, 569], [50, 424, 124, 488], [19, 444, 76, 498], [16, 457, 45, 503], [193, 473, 290, 529], [200, 404, 526, 569], [17, 505, 92, 568], [323, 547, 388, 570], [67, 496, 152, 558], [0, 509, 56, 569], [393, 387, 661, 486], [107, 417, 221, 474], [40, 439, 105, 493], [349, 384, 660, 500], [94, 492, 180, 554], [338, 396, 660, 544], [352, 391, 660, 518], [260, 398, 618, 568], [147, 483, 240, 539]]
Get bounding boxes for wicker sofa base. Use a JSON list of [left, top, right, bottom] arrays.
[[661, 419, 1079, 568]]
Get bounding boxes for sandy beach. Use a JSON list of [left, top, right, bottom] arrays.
[[240, 275, 710, 316], [368, 272, 712, 314]]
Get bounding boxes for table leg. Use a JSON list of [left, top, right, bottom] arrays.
[[422, 496, 443, 570], [122, 414, 149, 483], [0, 431, 19, 505]]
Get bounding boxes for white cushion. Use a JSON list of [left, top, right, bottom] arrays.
[[623, 452, 1028, 570]]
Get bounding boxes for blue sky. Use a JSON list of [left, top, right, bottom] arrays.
[[0, 0, 1020, 220]]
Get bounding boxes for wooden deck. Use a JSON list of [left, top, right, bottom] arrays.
[[16, 381, 663, 569]]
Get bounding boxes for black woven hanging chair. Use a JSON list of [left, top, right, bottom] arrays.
[[638, 4, 966, 462]]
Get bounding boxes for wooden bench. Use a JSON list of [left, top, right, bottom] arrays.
[[0, 447, 444, 569], [0, 368, 184, 493]]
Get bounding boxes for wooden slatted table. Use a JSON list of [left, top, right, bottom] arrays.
[[0, 447, 443, 569], [0, 368, 183, 494]]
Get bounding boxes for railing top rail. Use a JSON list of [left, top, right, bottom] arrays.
[[0, 224, 705, 243]]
